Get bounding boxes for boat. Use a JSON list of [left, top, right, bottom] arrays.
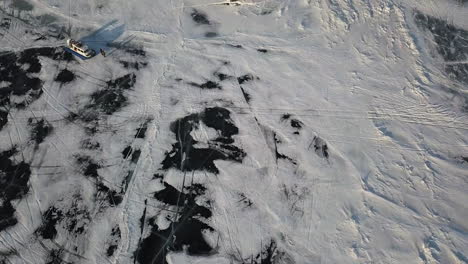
[[66, 39, 96, 58]]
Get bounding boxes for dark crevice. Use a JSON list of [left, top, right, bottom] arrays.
[[240, 87, 251, 103]]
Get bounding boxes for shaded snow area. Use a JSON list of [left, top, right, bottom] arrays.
[[1, 0, 468, 263]]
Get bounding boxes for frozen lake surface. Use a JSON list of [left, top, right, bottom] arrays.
[[0, 0, 467, 263]]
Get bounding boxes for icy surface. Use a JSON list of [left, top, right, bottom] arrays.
[[0, 0, 467, 263]]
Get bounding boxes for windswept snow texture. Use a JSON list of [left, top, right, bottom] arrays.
[[1, 0, 468, 263]]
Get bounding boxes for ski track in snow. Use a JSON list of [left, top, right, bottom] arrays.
[[0, 0, 468, 263]]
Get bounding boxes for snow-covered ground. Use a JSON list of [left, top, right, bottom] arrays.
[[0, 0, 467, 263]]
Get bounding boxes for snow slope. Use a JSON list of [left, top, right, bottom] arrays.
[[0, 0, 467, 263]]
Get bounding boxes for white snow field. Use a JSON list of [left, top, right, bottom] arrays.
[[0, 0, 467, 263]]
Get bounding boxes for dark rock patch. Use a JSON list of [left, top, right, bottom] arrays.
[[309, 136, 329, 159], [139, 200, 148, 234], [445, 64, 468, 84], [34, 35, 47, 41], [131, 149, 141, 163], [154, 182, 186, 206], [244, 240, 284, 264], [55, 69, 75, 83], [214, 72, 232, 81], [0, 148, 31, 232], [106, 226, 121, 257], [290, 119, 303, 129], [153, 173, 164, 179], [191, 9, 211, 25], [81, 73, 136, 119], [122, 146, 133, 158], [0, 18, 11, 29], [261, 9, 274, 15], [9, 0, 34, 11], [188, 80, 221, 90], [107, 245, 118, 257], [135, 126, 148, 138], [276, 152, 297, 165], [205, 32, 218, 38], [237, 74, 257, 85], [414, 11, 468, 62], [137, 182, 213, 264], [80, 138, 100, 150], [201, 107, 241, 139], [0, 249, 16, 263], [97, 182, 123, 207], [63, 199, 90, 235], [135, 119, 151, 138], [453, 250, 468, 263], [223, 0, 242, 6], [280, 114, 302, 132], [137, 218, 213, 264], [237, 193, 253, 208], [35, 194, 91, 239], [36, 14, 58, 25], [122, 146, 141, 163], [120, 147, 142, 194], [20, 47, 74, 62], [0, 47, 73, 109], [121, 171, 133, 194], [107, 43, 146, 57], [138, 107, 244, 262], [227, 44, 243, 49], [0, 52, 42, 107], [29, 118, 53, 144], [0, 110, 8, 131], [0, 202, 18, 232], [272, 132, 296, 165], [46, 249, 64, 264], [108, 73, 136, 88], [127, 48, 147, 57], [281, 114, 291, 120], [125, 47, 146, 57], [36, 206, 63, 239], [119, 60, 148, 70], [75, 155, 100, 178], [134, 200, 148, 260], [161, 107, 245, 173]]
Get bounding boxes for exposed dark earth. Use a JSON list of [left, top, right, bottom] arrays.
[[161, 107, 245, 173], [414, 11, 468, 85]]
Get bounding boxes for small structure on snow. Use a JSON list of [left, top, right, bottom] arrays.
[[66, 39, 96, 58]]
